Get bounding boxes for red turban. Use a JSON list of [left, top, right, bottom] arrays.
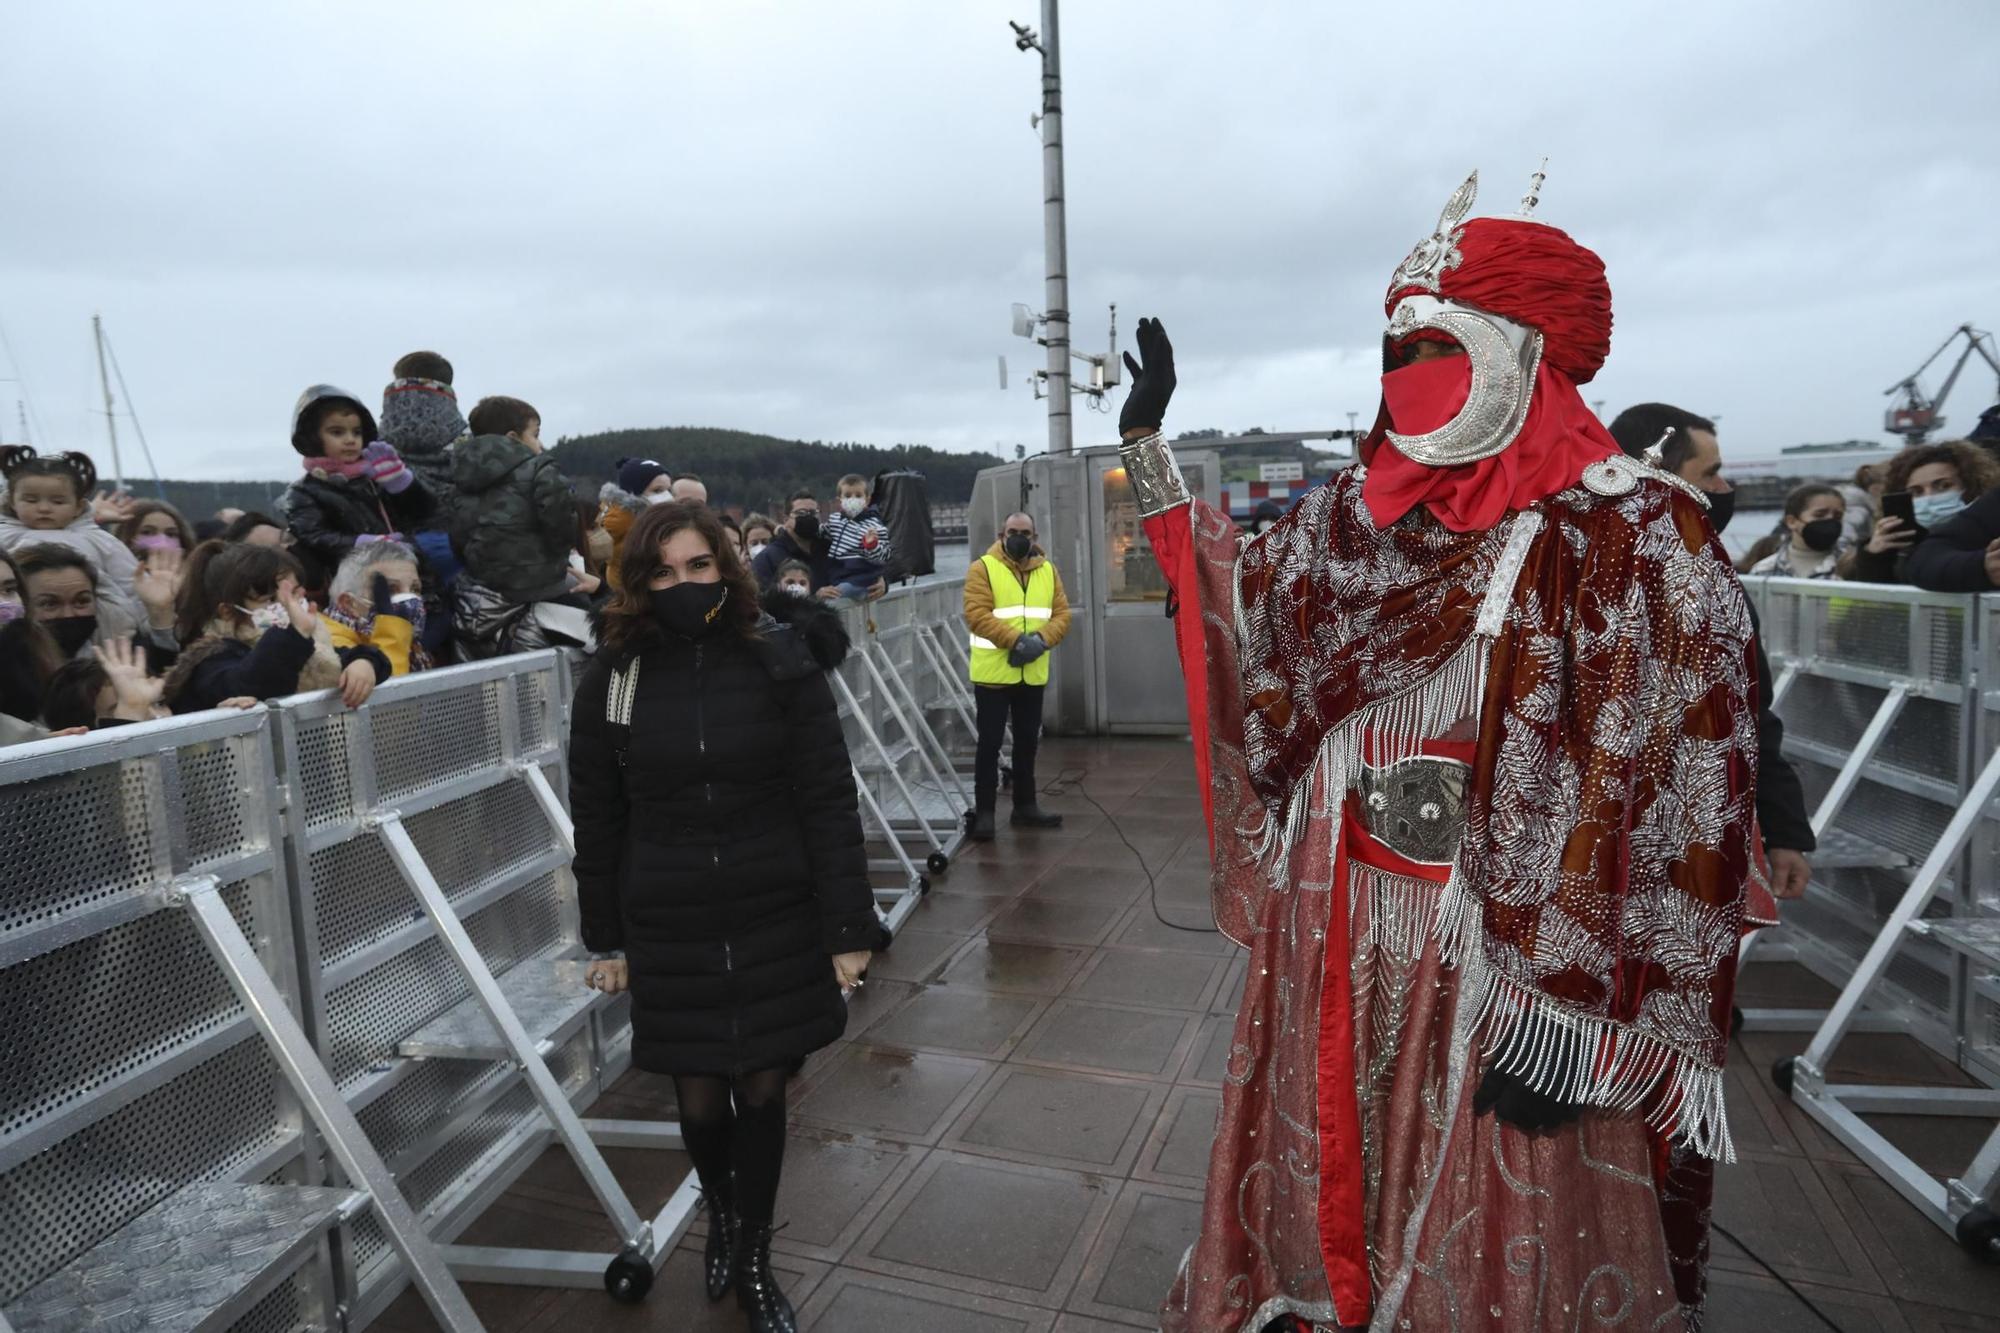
[[1364, 215, 1620, 533], [1387, 217, 1614, 383]]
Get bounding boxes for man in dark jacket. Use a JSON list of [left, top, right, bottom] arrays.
[[447, 396, 577, 606], [1611, 403, 1815, 896], [749, 489, 834, 592], [1908, 485, 2000, 592]]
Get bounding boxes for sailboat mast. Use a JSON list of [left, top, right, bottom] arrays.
[[92, 314, 122, 492]]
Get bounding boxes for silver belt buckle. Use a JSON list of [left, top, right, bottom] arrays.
[[1358, 756, 1469, 865]]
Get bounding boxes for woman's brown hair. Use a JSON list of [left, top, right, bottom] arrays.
[[115, 499, 195, 553], [598, 500, 763, 659], [173, 539, 305, 644], [1881, 440, 1999, 502]]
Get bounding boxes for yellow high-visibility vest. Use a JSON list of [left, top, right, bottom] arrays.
[[969, 554, 1056, 687]]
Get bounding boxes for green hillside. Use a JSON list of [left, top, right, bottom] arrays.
[[550, 427, 1001, 514]]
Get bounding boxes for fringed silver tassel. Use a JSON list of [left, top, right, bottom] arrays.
[[1430, 862, 1482, 969], [1472, 968, 1736, 1162], [1267, 635, 1490, 870], [1354, 865, 1436, 963]]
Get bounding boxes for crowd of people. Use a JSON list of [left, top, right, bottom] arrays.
[[1732, 438, 2000, 589], [0, 349, 904, 749]]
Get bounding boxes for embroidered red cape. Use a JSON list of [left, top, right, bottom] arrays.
[[1148, 466, 1757, 1328]]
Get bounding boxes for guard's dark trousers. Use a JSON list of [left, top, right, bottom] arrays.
[[974, 682, 1045, 808]]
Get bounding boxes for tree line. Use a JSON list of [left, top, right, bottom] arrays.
[[550, 426, 1002, 513]]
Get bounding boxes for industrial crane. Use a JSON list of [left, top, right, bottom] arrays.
[[1882, 322, 2000, 442]]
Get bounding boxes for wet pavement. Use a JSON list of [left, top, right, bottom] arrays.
[[376, 737, 2000, 1332]]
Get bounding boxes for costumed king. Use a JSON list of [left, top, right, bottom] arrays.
[[1122, 170, 1758, 1332]]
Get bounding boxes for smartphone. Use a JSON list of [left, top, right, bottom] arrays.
[[1880, 490, 1924, 538]]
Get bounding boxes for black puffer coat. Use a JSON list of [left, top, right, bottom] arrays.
[[278, 470, 435, 593], [568, 592, 880, 1075]]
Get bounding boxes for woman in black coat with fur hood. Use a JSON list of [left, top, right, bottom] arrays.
[[569, 500, 878, 1332]]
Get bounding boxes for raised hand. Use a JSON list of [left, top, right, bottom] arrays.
[[361, 441, 415, 494], [134, 546, 184, 628], [99, 636, 165, 720], [1118, 316, 1177, 439], [276, 576, 317, 636], [91, 490, 135, 525]]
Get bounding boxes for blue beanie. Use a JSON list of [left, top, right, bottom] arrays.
[[616, 457, 669, 495]]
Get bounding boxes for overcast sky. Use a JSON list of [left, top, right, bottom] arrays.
[[2, 0, 1995, 483]]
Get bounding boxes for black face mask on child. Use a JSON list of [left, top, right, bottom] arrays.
[[1798, 517, 1843, 553], [650, 583, 729, 639], [46, 615, 98, 657]]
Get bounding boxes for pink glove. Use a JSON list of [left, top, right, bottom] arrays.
[[361, 441, 415, 494]]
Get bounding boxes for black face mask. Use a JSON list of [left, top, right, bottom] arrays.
[[649, 582, 729, 639], [1003, 533, 1033, 561], [791, 512, 820, 542], [1704, 486, 1736, 535], [46, 615, 98, 657], [1798, 516, 1843, 553]]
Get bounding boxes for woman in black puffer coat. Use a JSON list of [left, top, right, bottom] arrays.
[[568, 500, 878, 1333]]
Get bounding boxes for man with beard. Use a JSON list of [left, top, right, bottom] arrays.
[[1121, 171, 1757, 1332]]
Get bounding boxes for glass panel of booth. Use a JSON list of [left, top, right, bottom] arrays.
[[1101, 456, 1211, 604]]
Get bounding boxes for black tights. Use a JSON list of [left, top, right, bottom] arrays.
[[673, 1068, 790, 1229]]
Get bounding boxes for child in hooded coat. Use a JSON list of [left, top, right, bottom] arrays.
[[277, 386, 435, 595]]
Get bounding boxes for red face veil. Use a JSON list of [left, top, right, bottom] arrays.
[[1359, 171, 1622, 533]]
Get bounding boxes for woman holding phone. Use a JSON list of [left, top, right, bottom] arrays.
[[1840, 440, 1998, 583], [568, 501, 880, 1332]]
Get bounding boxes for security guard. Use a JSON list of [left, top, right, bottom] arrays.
[[963, 511, 1072, 840]]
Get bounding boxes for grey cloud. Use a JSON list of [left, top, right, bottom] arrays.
[[2, 0, 1994, 482]]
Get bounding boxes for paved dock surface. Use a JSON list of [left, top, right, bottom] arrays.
[[376, 737, 2000, 1332]]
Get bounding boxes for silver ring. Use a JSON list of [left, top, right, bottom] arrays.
[[851, 978, 865, 989]]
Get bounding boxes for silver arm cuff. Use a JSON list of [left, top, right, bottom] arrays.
[[1118, 431, 1192, 518]]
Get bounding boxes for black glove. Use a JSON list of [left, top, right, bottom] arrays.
[[1473, 1066, 1585, 1134], [370, 573, 397, 617], [1007, 632, 1048, 666], [1118, 316, 1177, 437]]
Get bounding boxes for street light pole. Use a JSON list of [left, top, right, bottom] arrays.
[[1014, 1, 1072, 455]]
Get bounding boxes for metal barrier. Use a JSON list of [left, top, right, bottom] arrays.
[[1742, 577, 2000, 1257], [268, 652, 686, 1318], [831, 578, 976, 933], [0, 587, 987, 1328], [0, 707, 477, 1333]]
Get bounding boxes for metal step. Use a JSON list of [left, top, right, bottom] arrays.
[[854, 738, 917, 773], [399, 957, 603, 1062], [1811, 827, 1911, 871], [1910, 917, 2000, 970], [4, 1182, 364, 1333]]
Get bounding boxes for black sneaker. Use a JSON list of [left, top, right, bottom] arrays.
[[969, 808, 997, 842], [1010, 803, 1063, 829]]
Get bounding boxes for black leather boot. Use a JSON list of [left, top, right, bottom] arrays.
[[969, 804, 997, 842], [702, 1184, 738, 1302], [1010, 802, 1063, 828], [734, 1223, 796, 1332]]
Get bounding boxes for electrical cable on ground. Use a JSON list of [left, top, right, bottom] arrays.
[[1040, 764, 1220, 934]]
